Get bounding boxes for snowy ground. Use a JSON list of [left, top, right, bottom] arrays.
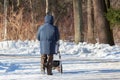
[[0, 40, 120, 80]]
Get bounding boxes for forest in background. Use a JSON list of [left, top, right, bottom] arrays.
[[0, 0, 120, 44], [0, 0, 74, 41]]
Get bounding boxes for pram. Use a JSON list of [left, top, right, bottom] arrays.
[[52, 42, 63, 73]]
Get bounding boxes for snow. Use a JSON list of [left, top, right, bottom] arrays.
[[0, 40, 120, 80]]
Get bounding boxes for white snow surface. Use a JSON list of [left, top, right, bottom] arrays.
[[0, 40, 120, 80]]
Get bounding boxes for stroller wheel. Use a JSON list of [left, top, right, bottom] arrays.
[[60, 64, 63, 73]]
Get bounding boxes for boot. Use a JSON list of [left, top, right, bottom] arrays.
[[47, 54, 53, 75], [41, 63, 46, 74], [41, 54, 47, 74], [47, 64, 53, 75]]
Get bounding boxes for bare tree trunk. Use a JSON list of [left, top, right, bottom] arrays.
[[93, 0, 114, 45], [46, 0, 49, 14], [46, 0, 53, 15], [17, 0, 20, 7], [30, 0, 34, 38], [105, 0, 110, 8], [73, 0, 83, 44], [87, 0, 96, 43], [4, 0, 8, 40], [51, 0, 57, 22]]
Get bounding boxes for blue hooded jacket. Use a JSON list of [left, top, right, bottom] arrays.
[[37, 15, 60, 54]]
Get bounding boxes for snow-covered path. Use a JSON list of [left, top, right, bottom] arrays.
[[0, 55, 120, 80], [0, 40, 120, 80]]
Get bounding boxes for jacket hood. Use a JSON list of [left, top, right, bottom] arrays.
[[45, 15, 54, 24]]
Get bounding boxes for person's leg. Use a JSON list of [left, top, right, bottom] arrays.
[[41, 54, 47, 74], [47, 54, 53, 75]]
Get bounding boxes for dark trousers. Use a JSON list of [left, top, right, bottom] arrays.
[[41, 54, 53, 75]]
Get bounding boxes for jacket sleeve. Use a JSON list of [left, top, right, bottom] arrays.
[[55, 26, 60, 42], [36, 27, 41, 41]]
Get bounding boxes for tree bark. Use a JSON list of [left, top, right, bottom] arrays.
[[93, 0, 114, 45], [46, 0, 49, 14], [87, 0, 96, 43], [73, 0, 83, 44], [4, 0, 8, 40], [105, 0, 110, 9]]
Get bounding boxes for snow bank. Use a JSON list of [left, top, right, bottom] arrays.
[[59, 40, 120, 59], [0, 40, 120, 59]]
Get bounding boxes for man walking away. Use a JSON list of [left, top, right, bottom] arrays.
[[37, 14, 60, 75]]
